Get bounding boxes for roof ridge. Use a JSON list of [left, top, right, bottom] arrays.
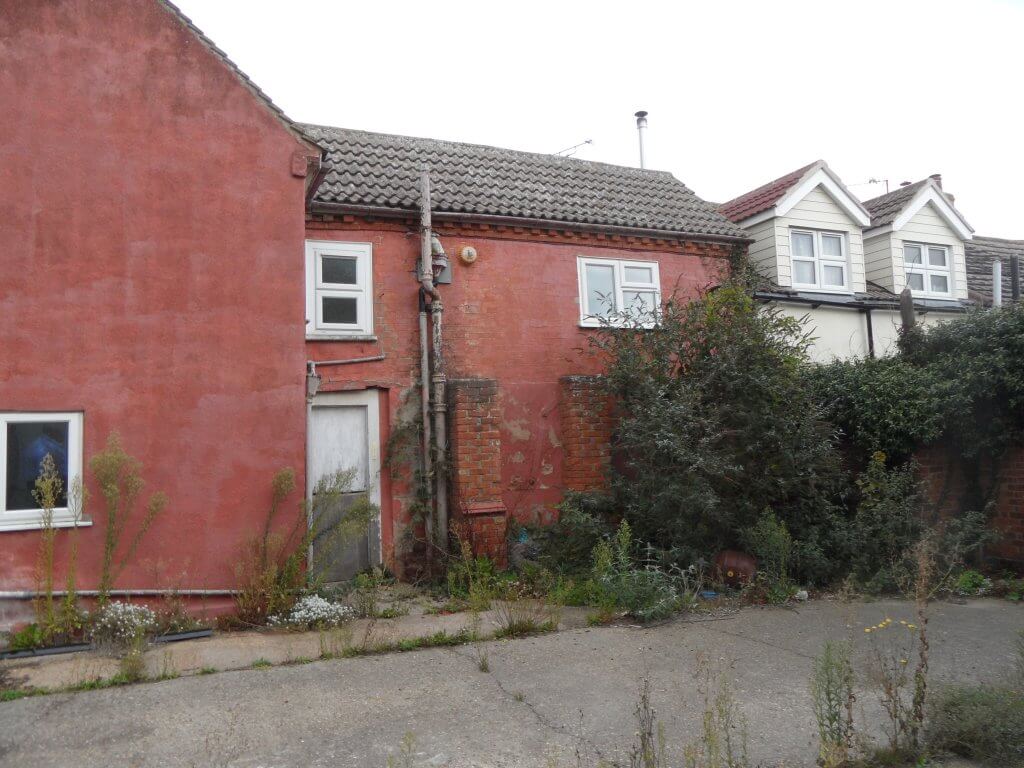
[[299, 122, 678, 181]]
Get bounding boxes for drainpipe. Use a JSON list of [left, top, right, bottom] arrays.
[[305, 364, 321, 544], [418, 167, 451, 560], [418, 287, 434, 555], [863, 307, 876, 358]]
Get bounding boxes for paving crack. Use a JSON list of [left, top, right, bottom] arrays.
[[448, 645, 618, 766]]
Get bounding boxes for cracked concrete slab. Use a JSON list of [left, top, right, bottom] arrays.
[[0, 599, 1019, 767]]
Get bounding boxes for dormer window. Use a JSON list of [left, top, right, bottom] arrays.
[[903, 242, 951, 297], [790, 229, 847, 291]]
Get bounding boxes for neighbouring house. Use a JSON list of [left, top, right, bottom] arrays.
[[720, 163, 973, 361], [965, 236, 1023, 305], [1, 0, 747, 623]]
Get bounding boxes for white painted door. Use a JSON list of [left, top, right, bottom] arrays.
[[309, 390, 381, 582]]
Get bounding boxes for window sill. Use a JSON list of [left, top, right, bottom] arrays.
[[306, 334, 378, 342], [790, 286, 855, 296], [0, 516, 92, 533]]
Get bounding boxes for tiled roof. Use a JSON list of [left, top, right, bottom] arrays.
[[965, 236, 1022, 305], [302, 124, 747, 240], [718, 162, 816, 223], [157, 1, 316, 148], [861, 179, 929, 228]]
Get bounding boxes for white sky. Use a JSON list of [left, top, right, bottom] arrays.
[[176, 0, 1024, 236]]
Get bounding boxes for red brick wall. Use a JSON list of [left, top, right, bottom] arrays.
[[305, 216, 732, 569], [1, 1, 316, 593], [917, 444, 1024, 564], [449, 379, 508, 566], [560, 376, 613, 493]]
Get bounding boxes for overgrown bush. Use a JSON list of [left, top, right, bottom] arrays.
[[847, 453, 926, 593], [590, 520, 699, 622], [234, 467, 376, 625], [592, 281, 847, 584], [533, 491, 613, 574]]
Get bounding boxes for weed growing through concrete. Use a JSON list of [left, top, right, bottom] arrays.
[[810, 640, 856, 767], [682, 655, 750, 768], [385, 732, 416, 768], [492, 583, 559, 638], [251, 658, 272, 669], [198, 666, 217, 675], [475, 645, 490, 673]]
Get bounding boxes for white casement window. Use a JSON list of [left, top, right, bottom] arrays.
[[577, 256, 661, 327], [790, 229, 848, 291], [0, 412, 86, 532], [903, 242, 951, 297], [305, 240, 373, 337]]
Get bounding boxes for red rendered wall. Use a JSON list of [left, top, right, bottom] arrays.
[[305, 217, 731, 569], [0, 0, 314, 594]]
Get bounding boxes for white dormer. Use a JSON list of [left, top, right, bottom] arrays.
[[862, 176, 973, 302], [720, 161, 871, 294]]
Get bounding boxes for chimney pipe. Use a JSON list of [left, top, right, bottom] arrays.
[[634, 110, 648, 169], [993, 260, 1002, 307]]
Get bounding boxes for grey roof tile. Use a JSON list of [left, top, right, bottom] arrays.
[[302, 124, 747, 240], [965, 236, 1022, 305], [862, 179, 929, 228]]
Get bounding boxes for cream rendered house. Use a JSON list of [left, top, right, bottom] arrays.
[[720, 162, 971, 362]]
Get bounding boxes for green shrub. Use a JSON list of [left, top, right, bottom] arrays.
[[591, 281, 847, 585], [809, 641, 855, 767], [953, 569, 992, 596], [446, 539, 498, 611], [848, 453, 926, 593], [742, 510, 792, 583], [927, 684, 1024, 766], [534, 491, 613, 574]]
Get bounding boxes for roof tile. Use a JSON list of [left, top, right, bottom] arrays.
[[718, 162, 816, 223], [303, 124, 747, 240]]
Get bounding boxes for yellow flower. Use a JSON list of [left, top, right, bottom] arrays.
[[900, 659, 908, 665], [899, 620, 907, 625], [907, 624, 917, 630], [864, 628, 872, 633]]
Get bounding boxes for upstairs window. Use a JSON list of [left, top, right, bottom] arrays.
[[305, 240, 373, 337], [577, 256, 661, 327], [903, 242, 951, 297], [790, 229, 848, 291], [0, 412, 85, 531]]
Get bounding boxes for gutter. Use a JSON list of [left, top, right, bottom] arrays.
[[308, 201, 752, 245], [753, 290, 970, 313]]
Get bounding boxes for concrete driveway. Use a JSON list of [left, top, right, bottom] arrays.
[[0, 599, 1019, 767]]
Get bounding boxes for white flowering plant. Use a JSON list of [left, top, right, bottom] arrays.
[[268, 595, 355, 630], [89, 601, 157, 649]]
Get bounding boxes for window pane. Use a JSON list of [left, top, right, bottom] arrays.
[[321, 256, 358, 285], [930, 274, 949, 294], [793, 260, 816, 285], [322, 296, 358, 324], [623, 265, 653, 284], [821, 235, 842, 258], [904, 245, 922, 265], [928, 248, 947, 267], [622, 290, 656, 313], [792, 232, 814, 258], [822, 264, 845, 287], [907, 272, 924, 291], [585, 264, 616, 316], [6, 422, 69, 511]]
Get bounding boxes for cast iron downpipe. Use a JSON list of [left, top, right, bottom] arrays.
[[418, 167, 449, 560]]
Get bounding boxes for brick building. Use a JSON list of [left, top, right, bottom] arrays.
[[0, 0, 747, 616]]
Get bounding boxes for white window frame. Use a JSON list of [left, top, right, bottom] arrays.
[[576, 256, 661, 328], [789, 228, 850, 292], [0, 412, 88, 532], [305, 240, 374, 338], [903, 241, 952, 298]]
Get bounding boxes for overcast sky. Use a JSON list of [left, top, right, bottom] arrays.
[[177, 0, 1024, 236]]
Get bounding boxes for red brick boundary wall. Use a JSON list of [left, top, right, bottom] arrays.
[[916, 444, 1024, 564], [449, 378, 508, 566], [560, 375, 613, 493]]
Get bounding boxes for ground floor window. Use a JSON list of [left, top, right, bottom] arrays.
[[0, 412, 86, 531]]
